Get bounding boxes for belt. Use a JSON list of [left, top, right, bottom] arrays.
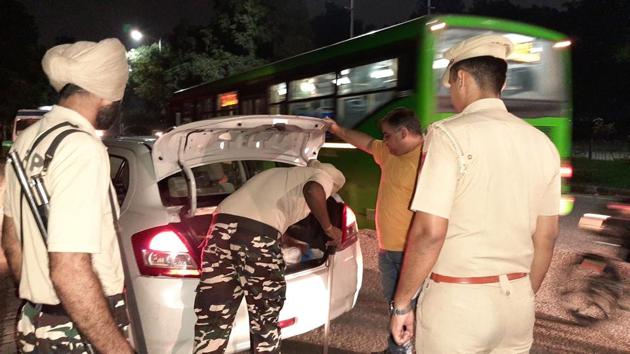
[[430, 272, 528, 284]]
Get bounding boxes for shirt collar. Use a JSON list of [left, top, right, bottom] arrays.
[[460, 98, 507, 115], [45, 105, 99, 138]]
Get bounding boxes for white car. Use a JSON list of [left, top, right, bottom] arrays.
[[105, 115, 363, 353]]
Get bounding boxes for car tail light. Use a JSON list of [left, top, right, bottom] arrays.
[[339, 204, 358, 250], [560, 161, 573, 179], [131, 226, 200, 278], [278, 317, 296, 329]]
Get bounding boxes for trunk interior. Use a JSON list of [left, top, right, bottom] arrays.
[[174, 198, 343, 274]]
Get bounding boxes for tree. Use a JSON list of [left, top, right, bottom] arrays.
[[311, 1, 352, 47], [128, 0, 317, 125]]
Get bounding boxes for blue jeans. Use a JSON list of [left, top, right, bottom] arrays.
[[378, 250, 415, 354]]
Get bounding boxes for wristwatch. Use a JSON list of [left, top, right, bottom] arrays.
[[389, 300, 413, 316]]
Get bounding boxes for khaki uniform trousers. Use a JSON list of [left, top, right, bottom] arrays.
[[416, 275, 535, 353]]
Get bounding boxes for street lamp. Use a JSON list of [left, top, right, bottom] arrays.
[[129, 28, 161, 52], [130, 29, 143, 41]]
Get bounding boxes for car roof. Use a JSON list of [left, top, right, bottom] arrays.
[[103, 136, 156, 151]]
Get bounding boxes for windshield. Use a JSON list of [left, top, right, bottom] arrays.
[[433, 28, 569, 117]]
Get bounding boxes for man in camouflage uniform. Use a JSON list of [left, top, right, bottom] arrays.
[[194, 161, 346, 353], [1, 38, 133, 353]]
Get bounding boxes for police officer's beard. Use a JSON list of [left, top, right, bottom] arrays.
[[95, 101, 122, 130]]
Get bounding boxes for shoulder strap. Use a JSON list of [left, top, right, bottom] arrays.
[[432, 122, 468, 178], [25, 122, 77, 160], [19, 127, 90, 249], [42, 128, 88, 174]]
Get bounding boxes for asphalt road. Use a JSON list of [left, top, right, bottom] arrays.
[[283, 194, 630, 353], [1, 194, 629, 353]]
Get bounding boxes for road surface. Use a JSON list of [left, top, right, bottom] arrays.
[[1, 194, 629, 353]]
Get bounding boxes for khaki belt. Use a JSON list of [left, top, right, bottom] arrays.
[[430, 272, 528, 284]]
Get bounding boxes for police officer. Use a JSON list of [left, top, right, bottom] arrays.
[[389, 35, 561, 352], [2, 39, 133, 353], [194, 160, 346, 354]]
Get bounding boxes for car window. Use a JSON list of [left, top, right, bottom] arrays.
[[109, 155, 130, 206]]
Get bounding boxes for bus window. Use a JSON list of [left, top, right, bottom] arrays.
[[289, 73, 335, 100], [182, 101, 194, 123], [199, 97, 213, 119], [433, 28, 568, 116], [337, 58, 398, 95], [269, 82, 287, 103], [241, 97, 265, 115], [288, 98, 335, 118], [269, 104, 283, 115], [336, 91, 396, 128]]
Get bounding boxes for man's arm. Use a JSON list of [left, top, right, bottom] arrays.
[[50, 252, 134, 354], [302, 181, 342, 246], [390, 211, 448, 345], [1, 216, 22, 283], [529, 215, 559, 293], [323, 118, 375, 154]]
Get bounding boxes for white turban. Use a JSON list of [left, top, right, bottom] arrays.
[[42, 38, 129, 101]]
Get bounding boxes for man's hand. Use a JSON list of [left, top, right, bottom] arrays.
[[390, 311, 415, 346], [322, 117, 374, 154], [324, 225, 342, 247], [323, 118, 342, 136]]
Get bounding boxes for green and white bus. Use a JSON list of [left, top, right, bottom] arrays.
[[169, 15, 575, 227]]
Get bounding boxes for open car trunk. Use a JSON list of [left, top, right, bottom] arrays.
[[171, 197, 346, 274]]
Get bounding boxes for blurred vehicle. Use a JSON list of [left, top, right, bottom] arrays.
[[2, 109, 48, 153], [12, 109, 47, 141], [561, 199, 630, 325], [168, 15, 575, 229], [104, 115, 363, 354]]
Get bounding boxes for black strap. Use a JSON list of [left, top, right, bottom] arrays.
[[42, 129, 86, 174], [25, 122, 77, 161], [18, 125, 88, 249]]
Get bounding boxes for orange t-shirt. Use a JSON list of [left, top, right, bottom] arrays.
[[372, 140, 422, 251]]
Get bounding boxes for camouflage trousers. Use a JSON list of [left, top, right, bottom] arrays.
[[16, 293, 129, 353], [194, 214, 286, 354]]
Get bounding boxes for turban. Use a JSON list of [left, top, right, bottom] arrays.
[[42, 38, 129, 101]]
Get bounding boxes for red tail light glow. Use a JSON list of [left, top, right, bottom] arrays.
[[132, 226, 200, 278], [340, 204, 358, 249], [560, 160, 573, 179], [149, 231, 189, 252], [560, 165, 573, 179], [278, 317, 296, 329]]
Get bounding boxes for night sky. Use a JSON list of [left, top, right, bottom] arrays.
[[18, 0, 572, 48]]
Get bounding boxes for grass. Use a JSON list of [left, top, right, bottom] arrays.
[[571, 157, 630, 190]]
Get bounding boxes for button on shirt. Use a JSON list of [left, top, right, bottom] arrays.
[[371, 140, 422, 251], [218, 167, 336, 234], [4, 105, 124, 304], [410, 99, 560, 277]]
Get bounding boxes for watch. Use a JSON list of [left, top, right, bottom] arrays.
[[389, 300, 413, 316]]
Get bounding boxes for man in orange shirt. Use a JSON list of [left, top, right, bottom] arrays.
[[325, 108, 423, 353]]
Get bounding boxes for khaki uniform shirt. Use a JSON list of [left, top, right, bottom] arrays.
[[372, 140, 422, 251], [4, 105, 124, 304], [410, 98, 560, 277], [218, 167, 336, 234]]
